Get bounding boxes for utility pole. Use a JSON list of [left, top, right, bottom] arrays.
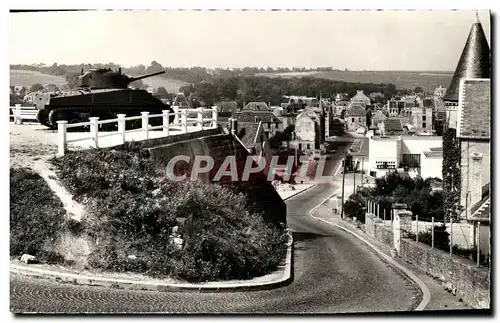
[[340, 152, 347, 219], [353, 158, 356, 194], [293, 131, 298, 168]]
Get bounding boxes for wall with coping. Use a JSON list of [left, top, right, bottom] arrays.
[[364, 212, 490, 309], [400, 238, 490, 309]]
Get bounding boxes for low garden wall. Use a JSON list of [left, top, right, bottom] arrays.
[[364, 213, 490, 309], [400, 238, 490, 309]]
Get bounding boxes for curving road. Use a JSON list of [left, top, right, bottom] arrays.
[[10, 143, 421, 314]]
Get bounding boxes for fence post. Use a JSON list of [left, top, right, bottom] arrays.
[[162, 110, 170, 135], [89, 117, 99, 148], [198, 108, 204, 131], [141, 112, 150, 139], [476, 222, 480, 267], [57, 121, 68, 156], [431, 216, 435, 249], [173, 106, 179, 125], [416, 215, 419, 243], [212, 108, 218, 128], [377, 203, 380, 219], [450, 217, 453, 257], [117, 114, 126, 145], [15, 106, 22, 124], [181, 110, 188, 133], [384, 208, 386, 225]]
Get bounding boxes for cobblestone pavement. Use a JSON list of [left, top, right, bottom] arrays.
[[10, 141, 422, 314]]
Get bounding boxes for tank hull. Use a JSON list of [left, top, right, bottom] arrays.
[[39, 88, 174, 129]]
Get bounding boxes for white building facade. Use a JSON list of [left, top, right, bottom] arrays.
[[368, 135, 443, 179]]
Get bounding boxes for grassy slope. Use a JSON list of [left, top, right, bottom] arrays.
[[10, 69, 66, 87], [256, 70, 453, 91]]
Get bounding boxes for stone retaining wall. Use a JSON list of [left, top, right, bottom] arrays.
[[364, 213, 490, 309], [400, 238, 490, 309]]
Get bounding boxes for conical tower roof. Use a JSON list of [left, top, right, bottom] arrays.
[[443, 20, 491, 102]]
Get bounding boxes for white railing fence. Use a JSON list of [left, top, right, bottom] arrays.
[[10, 104, 39, 124], [57, 106, 218, 156]]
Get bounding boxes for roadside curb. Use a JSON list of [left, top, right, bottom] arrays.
[[308, 192, 431, 311], [10, 244, 293, 293], [282, 184, 316, 201]]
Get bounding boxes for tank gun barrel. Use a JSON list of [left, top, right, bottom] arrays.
[[128, 70, 166, 83]]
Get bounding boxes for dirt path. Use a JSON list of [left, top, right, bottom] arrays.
[[10, 123, 59, 168], [10, 123, 85, 220]]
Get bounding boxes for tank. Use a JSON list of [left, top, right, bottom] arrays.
[[36, 68, 174, 129]]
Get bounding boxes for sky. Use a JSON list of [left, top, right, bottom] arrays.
[[8, 10, 491, 71]]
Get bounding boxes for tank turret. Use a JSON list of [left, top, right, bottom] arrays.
[[36, 67, 173, 129], [77, 68, 166, 89]]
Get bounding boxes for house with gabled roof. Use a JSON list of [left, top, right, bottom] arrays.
[[232, 101, 283, 143], [294, 108, 321, 153], [345, 102, 366, 132], [350, 90, 371, 106]]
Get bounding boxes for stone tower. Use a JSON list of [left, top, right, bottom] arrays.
[[443, 16, 490, 129]]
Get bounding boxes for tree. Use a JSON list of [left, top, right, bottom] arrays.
[[442, 128, 462, 221], [30, 83, 44, 92], [414, 86, 423, 94], [156, 86, 168, 98]]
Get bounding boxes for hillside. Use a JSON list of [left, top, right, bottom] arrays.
[[10, 69, 66, 87], [10, 69, 187, 93], [255, 70, 453, 91]]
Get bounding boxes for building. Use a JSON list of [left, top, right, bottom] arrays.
[[345, 102, 367, 132], [350, 90, 371, 106], [441, 17, 491, 221], [379, 118, 404, 136], [456, 78, 491, 220], [409, 107, 433, 133], [403, 96, 417, 109], [370, 109, 387, 130], [443, 20, 490, 130], [278, 111, 297, 130], [294, 108, 321, 153], [368, 135, 443, 179], [232, 102, 283, 142], [334, 100, 349, 116]]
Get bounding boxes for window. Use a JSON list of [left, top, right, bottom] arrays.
[[376, 161, 396, 169], [422, 115, 426, 121], [306, 144, 311, 150], [422, 122, 426, 128], [352, 118, 355, 122], [298, 143, 302, 150], [402, 154, 421, 167], [268, 122, 272, 128]]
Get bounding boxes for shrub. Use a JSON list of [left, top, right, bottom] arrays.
[[10, 168, 66, 260], [51, 148, 287, 282]]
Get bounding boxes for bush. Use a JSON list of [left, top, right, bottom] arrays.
[[10, 168, 66, 260], [51, 147, 287, 282]]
